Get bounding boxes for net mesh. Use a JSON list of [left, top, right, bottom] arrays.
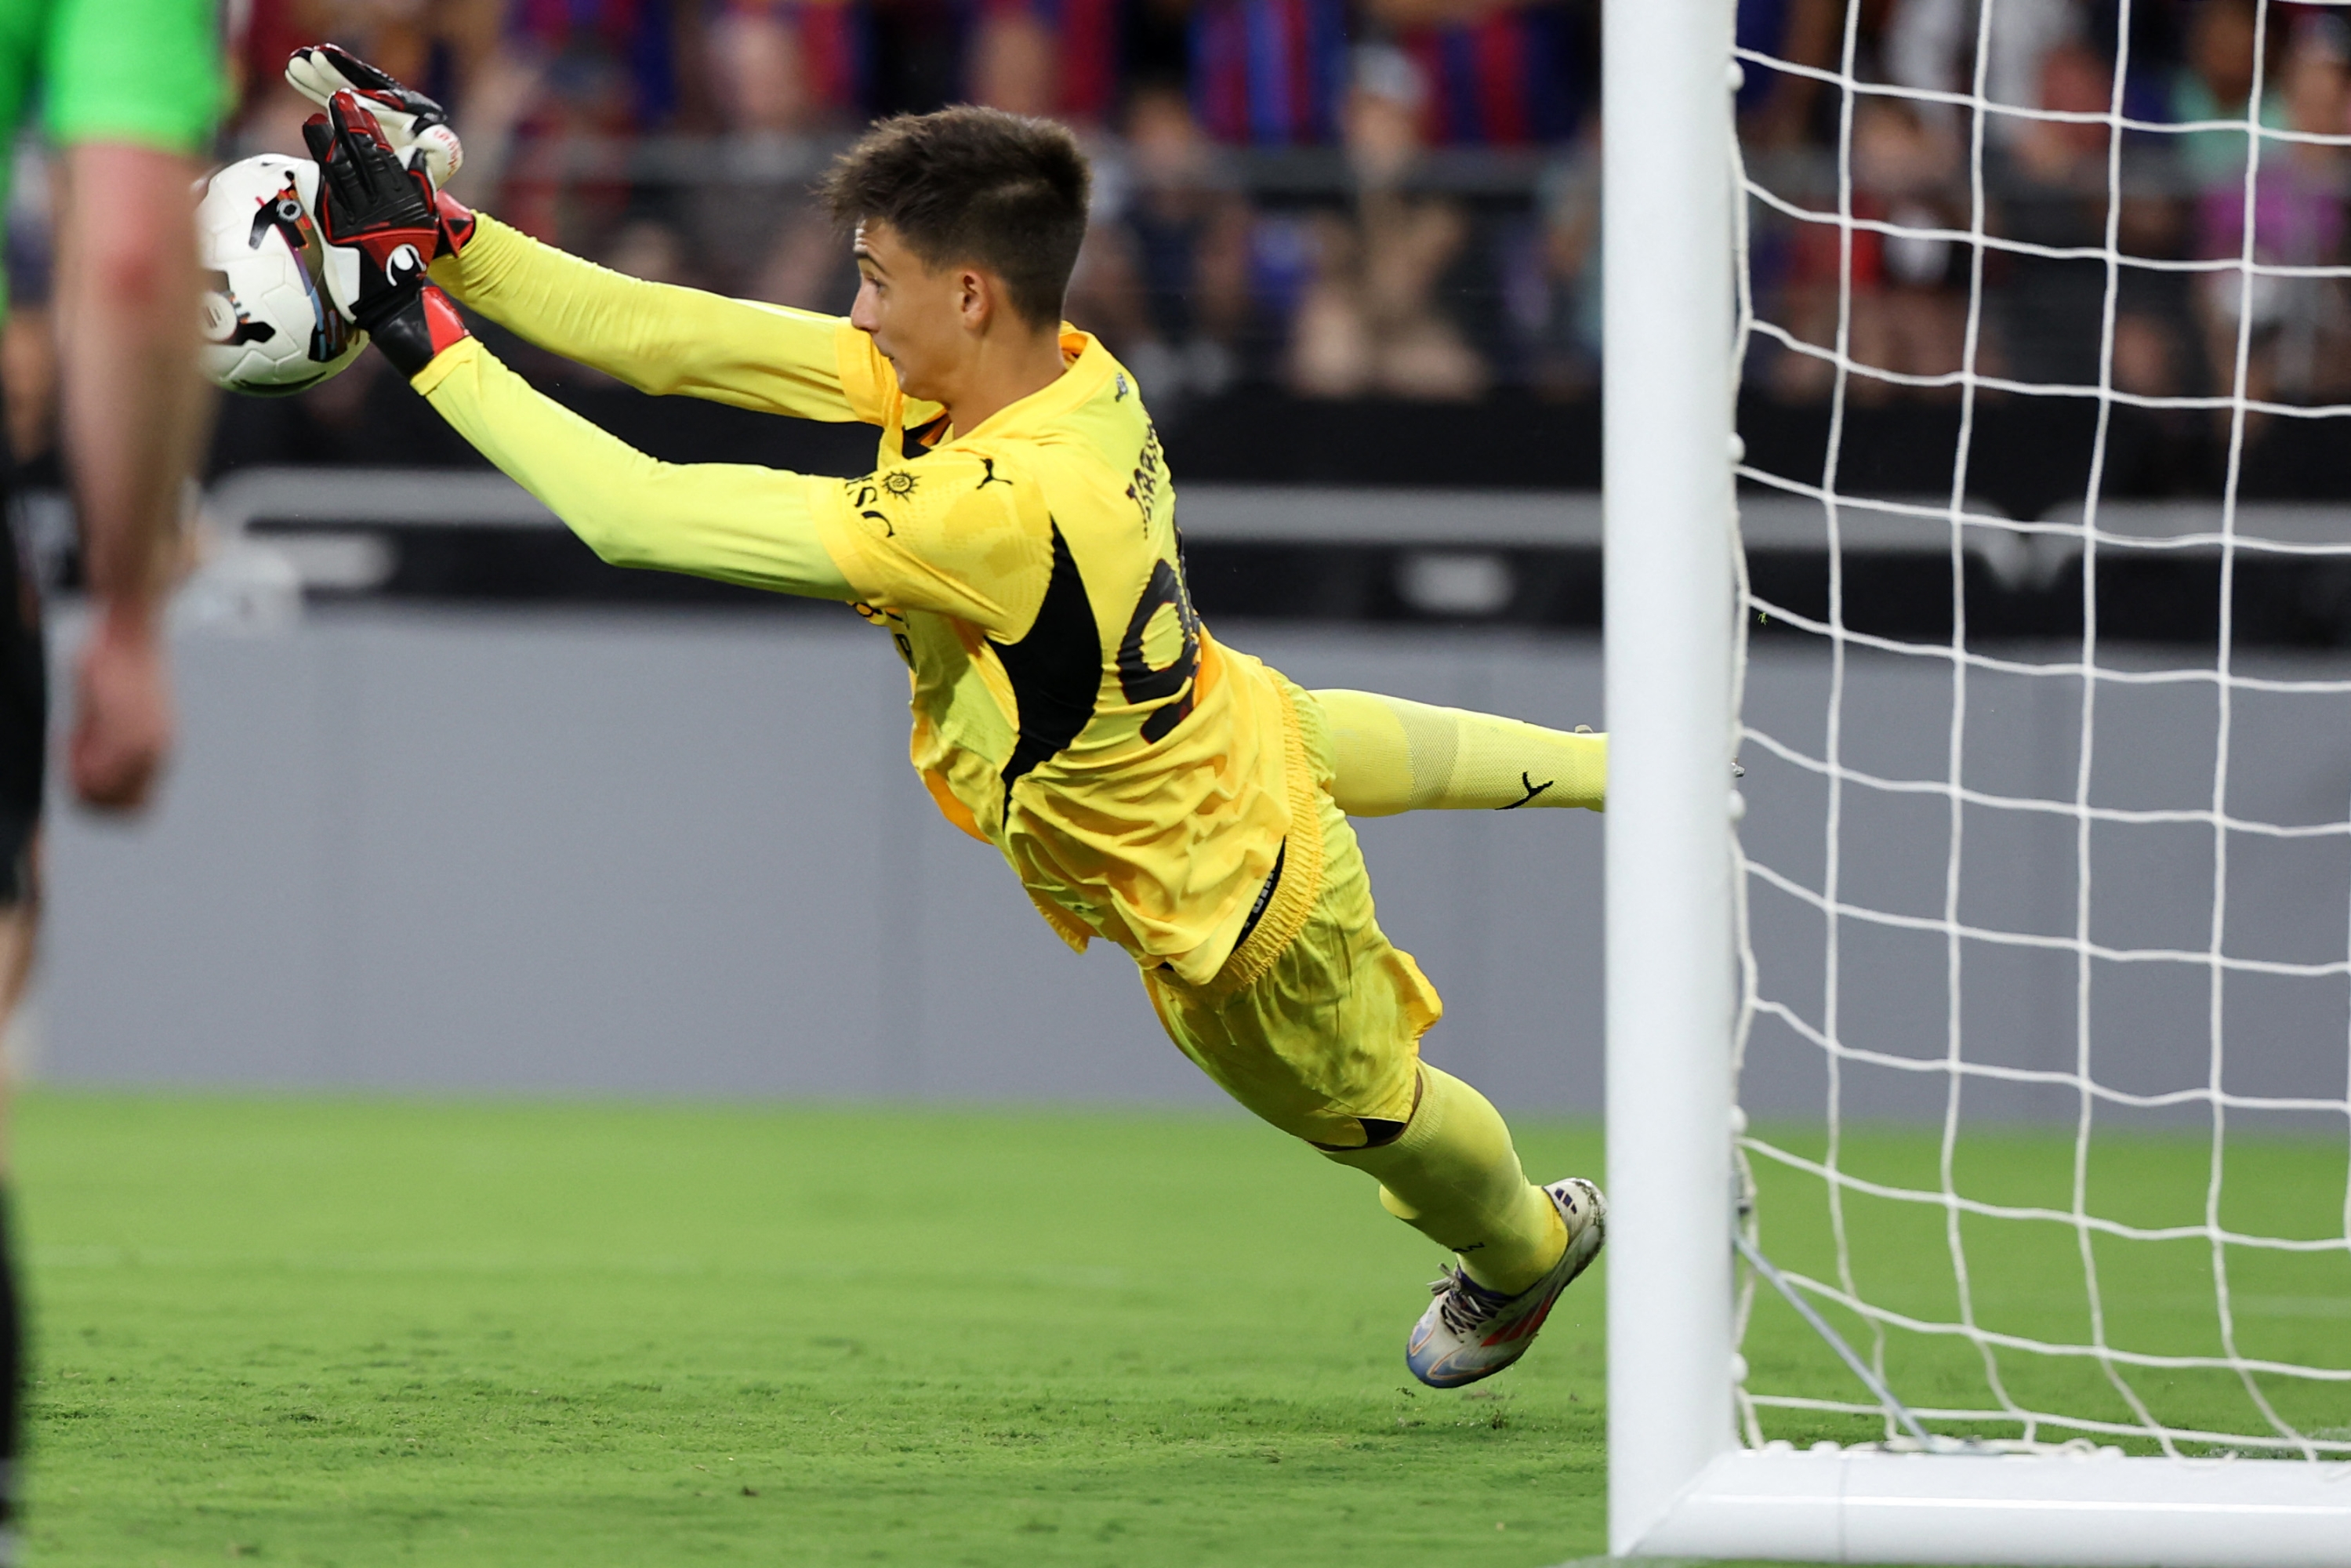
[[1730, 0, 2351, 1457]]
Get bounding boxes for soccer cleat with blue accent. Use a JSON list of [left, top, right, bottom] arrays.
[[1404, 1177, 1606, 1388]]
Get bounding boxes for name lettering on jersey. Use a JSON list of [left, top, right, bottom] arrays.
[[843, 477, 896, 536], [975, 457, 1011, 489], [1125, 423, 1167, 535]]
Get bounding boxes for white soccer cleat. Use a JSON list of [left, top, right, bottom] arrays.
[[1404, 1177, 1606, 1388]]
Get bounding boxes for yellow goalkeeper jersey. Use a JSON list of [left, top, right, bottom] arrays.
[[419, 216, 1297, 983]]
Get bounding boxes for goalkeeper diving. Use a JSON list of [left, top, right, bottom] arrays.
[[286, 47, 1609, 1388]]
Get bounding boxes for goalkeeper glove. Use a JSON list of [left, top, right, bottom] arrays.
[[305, 93, 471, 377], [286, 43, 476, 256]]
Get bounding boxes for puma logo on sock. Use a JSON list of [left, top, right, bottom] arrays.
[[1500, 772, 1553, 809]]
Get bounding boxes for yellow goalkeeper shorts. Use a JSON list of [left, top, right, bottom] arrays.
[[1140, 679, 1442, 1149]]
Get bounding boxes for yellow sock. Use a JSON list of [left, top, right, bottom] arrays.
[[1319, 1065, 1568, 1295], [1313, 689, 1606, 816]]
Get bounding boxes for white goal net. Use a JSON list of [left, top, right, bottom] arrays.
[[1728, 0, 2351, 1461]]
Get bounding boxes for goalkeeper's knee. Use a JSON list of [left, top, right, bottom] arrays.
[[1314, 689, 1606, 815]]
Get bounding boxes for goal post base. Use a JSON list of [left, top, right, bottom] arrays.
[[1628, 1449, 2351, 1567]]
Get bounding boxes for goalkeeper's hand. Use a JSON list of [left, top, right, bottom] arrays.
[[287, 44, 462, 183], [286, 43, 477, 256], [305, 93, 471, 378]]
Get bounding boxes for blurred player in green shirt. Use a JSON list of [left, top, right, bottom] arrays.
[[0, 0, 225, 1545]]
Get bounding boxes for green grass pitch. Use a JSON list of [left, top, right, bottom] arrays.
[[16, 1093, 2348, 1566], [20, 1094, 1608, 1567]]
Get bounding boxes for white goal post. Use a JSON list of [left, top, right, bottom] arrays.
[[1599, 0, 2351, 1563]]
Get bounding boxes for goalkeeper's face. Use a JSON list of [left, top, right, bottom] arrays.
[[850, 220, 1015, 405]]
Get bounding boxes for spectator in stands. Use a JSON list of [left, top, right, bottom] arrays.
[[967, 0, 1123, 126], [698, 0, 867, 306], [1069, 82, 1254, 406], [496, 41, 642, 251], [1971, 30, 2184, 403], [1990, 38, 2117, 389], [2193, 9, 2351, 405], [1885, 0, 2085, 143], [1363, 0, 1594, 147], [508, 0, 699, 128], [1765, 97, 1965, 403], [1192, 0, 1351, 145], [1855, 100, 1966, 390], [1519, 118, 1600, 394], [2275, 13, 2351, 401], [968, 2, 1058, 118], [709, 0, 868, 133], [1736, 0, 1841, 151], [2172, 0, 2285, 193], [1287, 45, 1489, 399]]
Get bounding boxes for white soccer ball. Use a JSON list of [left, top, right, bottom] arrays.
[[196, 154, 366, 397]]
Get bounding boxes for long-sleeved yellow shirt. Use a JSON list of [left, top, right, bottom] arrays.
[[412, 216, 1301, 985]]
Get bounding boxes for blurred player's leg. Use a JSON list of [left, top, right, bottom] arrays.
[[1314, 688, 1605, 815], [0, 513, 39, 1552], [0, 20, 219, 1559]]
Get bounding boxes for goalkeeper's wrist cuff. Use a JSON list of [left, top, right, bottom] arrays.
[[359, 283, 471, 378], [434, 189, 477, 258]]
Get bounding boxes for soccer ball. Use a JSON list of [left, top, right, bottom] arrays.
[[197, 154, 366, 397]]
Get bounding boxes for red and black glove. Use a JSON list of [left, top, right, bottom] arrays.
[[286, 44, 477, 256], [305, 92, 470, 377]]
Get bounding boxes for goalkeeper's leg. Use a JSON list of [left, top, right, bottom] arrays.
[[1313, 688, 1605, 815], [1143, 828, 1603, 1388], [1143, 687, 1602, 1385], [1325, 1071, 1605, 1388]]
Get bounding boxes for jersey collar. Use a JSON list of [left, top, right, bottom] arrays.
[[949, 328, 1116, 445]]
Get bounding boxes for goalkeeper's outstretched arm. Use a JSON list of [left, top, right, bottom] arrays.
[[429, 212, 891, 425], [304, 93, 1047, 616], [417, 334, 857, 598]]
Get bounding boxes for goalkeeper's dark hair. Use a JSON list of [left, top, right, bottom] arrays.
[[821, 107, 1090, 329]]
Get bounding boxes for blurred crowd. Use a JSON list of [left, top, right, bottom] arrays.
[[1745, 0, 2351, 409], [206, 0, 1602, 412], [6, 0, 2344, 448]]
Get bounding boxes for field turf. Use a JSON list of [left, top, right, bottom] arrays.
[[18, 1094, 1608, 1567], [18, 1094, 2349, 1566]]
